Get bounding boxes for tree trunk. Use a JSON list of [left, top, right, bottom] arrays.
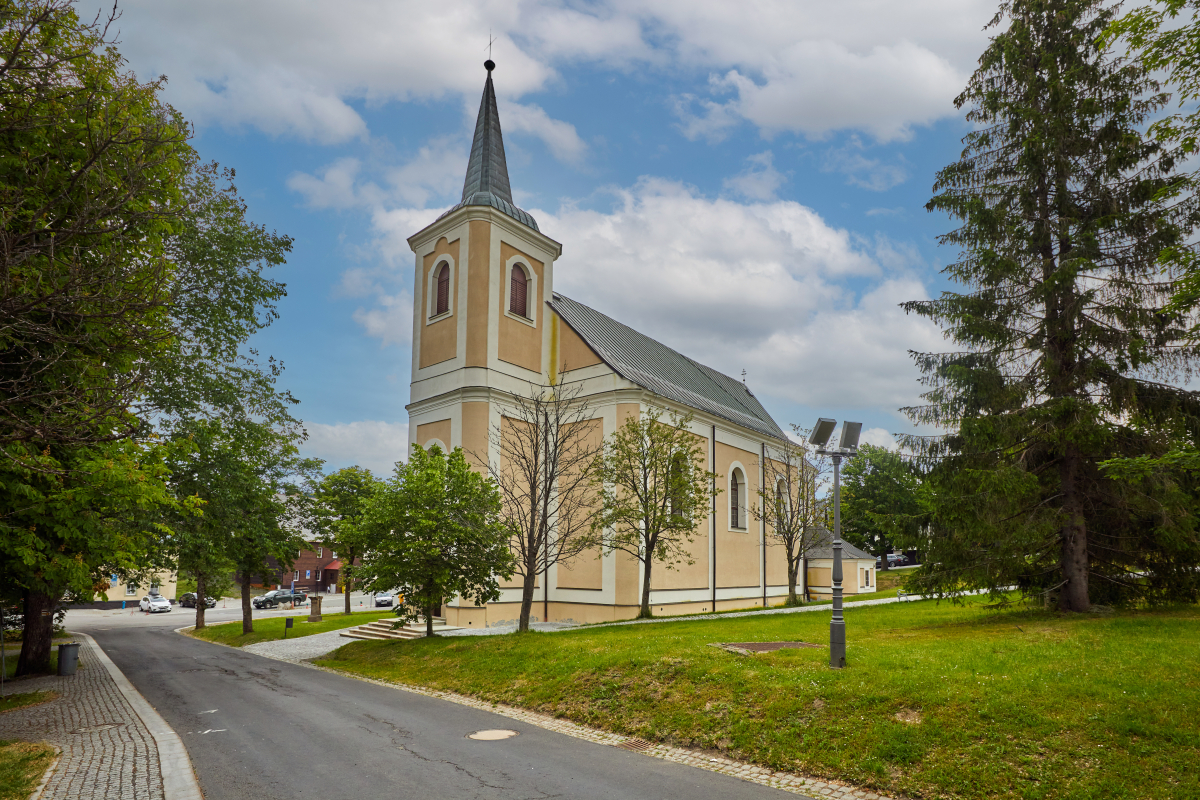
[[344, 555, 353, 615], [425, 601, 435, 637], [518, 569, 536, 632], [1059, 449, 1090, 612], [639, 560, 653, 618], [240, 570, 253, 634], [195, 573, 207, 629], [16, 590, 54, 676], [786, 554, 799, 606], [801, 555, 809, 602]]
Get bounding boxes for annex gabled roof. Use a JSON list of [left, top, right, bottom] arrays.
[[437, 61, 540, 232], [549, 292, 787, 442], [805, 528, 875, 561]]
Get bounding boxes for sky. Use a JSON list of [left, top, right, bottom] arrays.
[[107, 0, 1000, 476]]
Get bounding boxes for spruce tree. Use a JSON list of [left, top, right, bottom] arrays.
[[903, 0, 1200, 611]]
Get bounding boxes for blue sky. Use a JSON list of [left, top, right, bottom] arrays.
[[111, 0, 998, 475]]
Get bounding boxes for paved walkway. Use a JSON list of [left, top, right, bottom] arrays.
[[0, 637, 166, 800]]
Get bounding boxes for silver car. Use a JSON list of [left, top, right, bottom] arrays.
[[374, 591, 396, 607]]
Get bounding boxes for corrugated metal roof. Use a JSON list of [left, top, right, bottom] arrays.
[[549, 293, 787, 441], [438, 65, 540, 232]]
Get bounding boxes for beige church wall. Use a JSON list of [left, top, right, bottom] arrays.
[[616, 402, 640, 426], [553, 416, 605, 590], [766, 543, 791, 586], [415, 419, 452, 451], [461, 401, 490, 469], [652, 424, 712, 591], [714, 440, 760, 589], [614, 548, 643, 606], [419, 238, 460, 368], [497, 242, 544, 372], [557, 316, 603, 373], [466, 221, 491, 367], [808, 566, 832, 588]]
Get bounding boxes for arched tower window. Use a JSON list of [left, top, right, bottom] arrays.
[[509, 264, 528, 317], [435, 262, 450, 316], [730, 468, 745, 529]]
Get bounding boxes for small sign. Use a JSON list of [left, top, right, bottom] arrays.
[[285, 617, 293, 628]]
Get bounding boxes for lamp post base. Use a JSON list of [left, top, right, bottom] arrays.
[[830, 618, 846, 668]]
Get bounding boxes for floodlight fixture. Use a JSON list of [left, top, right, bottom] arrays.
[[839, 421, 862, 451], [809, 418, 837, 448]]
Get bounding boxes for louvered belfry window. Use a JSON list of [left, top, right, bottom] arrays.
[[435, 263, 449, 316], [510, 265, 528, 317]]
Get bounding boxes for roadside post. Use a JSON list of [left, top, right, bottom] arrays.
[[809, 417, 862, 669]]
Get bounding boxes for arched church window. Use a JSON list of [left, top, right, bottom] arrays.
[[730, 468, 745, 529], [510, 264, 528, 317], [435, 262, 450, 316]]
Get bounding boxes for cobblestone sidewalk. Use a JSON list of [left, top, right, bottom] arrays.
[[0, 637, 164, 800]]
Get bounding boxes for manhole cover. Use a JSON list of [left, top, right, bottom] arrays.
[[467, 729, 519, 740], [72, 722, 125, 734], [619, 738, 653, 752]]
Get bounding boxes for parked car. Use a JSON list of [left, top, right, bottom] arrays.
[[252, 589, 307, 609], [374, 591, 397, 607], [139, 594, 172, 613], [876, 554, 908, 568], [179, 593, 217, 609]]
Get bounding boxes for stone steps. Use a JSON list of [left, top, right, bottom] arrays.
[[339, 616, 461, 641]]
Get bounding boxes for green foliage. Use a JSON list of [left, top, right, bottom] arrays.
[[591, 408, 717, 617], [0, 0, 194, 449], [904, 0, 1200, 610], [312, 465, 379, 613], [360, 445, 514, 634], [840, 444, 925, 565]]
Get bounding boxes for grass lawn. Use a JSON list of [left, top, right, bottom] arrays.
[[1, 651, 59, 680], [0, 739, 54, 800], [318, 598, 1200, 800], [188, 610, 396, 647], [0, 691, 58, 714]]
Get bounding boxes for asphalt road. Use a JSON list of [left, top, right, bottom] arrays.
[[75, 615, 798, 800]]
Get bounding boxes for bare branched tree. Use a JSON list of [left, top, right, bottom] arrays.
[[754, 425, 831, 605], [479, 382, 605, 632]]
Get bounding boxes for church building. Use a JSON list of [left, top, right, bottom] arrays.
[[405, 61, 875, 625]]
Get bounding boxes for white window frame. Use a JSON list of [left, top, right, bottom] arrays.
[[426, 256, 456, 323], [503, 257, 537, 327], [317, 547, 323, 558], [125, 583, 137, 596], [293, 570, 299, 581]]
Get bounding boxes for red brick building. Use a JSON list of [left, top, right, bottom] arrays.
[[266, 537, 358, 594]]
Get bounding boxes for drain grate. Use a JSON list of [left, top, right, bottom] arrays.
[[619, 738, 653, 752], [72, 722, 125, 734]]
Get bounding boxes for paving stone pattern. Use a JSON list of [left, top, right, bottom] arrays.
[[0, 638, 164, 800], [311, 665, 902, 800]]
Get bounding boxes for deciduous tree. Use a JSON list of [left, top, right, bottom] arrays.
[[312, 466, 379, 615], [592, 408, 717, 618], [360, 445, 514, 637]]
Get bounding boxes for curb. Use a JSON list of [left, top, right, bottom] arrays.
[[27, 744, 60, 800], [77, 633, 204, 800]]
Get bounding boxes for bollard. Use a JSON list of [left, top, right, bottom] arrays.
[[57, 642, 80, 676], [307, 595, 323, 623]]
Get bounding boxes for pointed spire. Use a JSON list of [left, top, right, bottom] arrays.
[[462, 60, 513, 205], [442, 60, 540, 232]]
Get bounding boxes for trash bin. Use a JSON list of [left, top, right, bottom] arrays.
[[57, 642, 80, 676]]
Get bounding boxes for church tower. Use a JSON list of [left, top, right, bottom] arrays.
[[406, 60, 562, 460]]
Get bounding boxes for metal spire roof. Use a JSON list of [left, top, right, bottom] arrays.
[[438, 60, 540, 232]]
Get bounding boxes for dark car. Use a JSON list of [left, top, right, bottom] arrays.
[[179, 593, 217, 609], [252, 589, 307, 609]]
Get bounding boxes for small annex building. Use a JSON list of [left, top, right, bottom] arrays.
[[405, 62, 875, 626]]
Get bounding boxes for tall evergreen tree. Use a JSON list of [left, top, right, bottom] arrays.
[[903, 0, 1200, 611]]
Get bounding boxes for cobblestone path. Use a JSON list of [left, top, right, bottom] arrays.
[[0, 638, 164, 800]]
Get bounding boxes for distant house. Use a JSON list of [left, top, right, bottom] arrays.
[[264, 535, 359, 594], [87, 573, 180, 609], [804, 529, 877, 597]]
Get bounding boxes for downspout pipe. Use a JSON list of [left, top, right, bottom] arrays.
[[711, 424, 717, 612], [761, 442, 767, 608]]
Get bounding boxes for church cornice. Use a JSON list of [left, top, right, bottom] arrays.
[[407, 203, 562, 259]]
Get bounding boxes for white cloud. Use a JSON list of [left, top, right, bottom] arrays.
[[723, 151, 786, 201], [501, 101, 588, 164], [860, 427, 898, 450], [303, 420, 410, 476], [115, 0, 991, 145], [824, 137, 909, 191], [535, 178, 943, 414], [352, 291, 414, 347]]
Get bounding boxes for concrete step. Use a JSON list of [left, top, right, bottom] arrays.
[[339, 616, 461, 641]]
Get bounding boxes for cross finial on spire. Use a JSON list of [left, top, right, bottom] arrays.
[[485, 30, 496, 71]]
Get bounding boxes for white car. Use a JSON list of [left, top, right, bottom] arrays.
[[374, 591, 396, 607], [139, 594, 171, 613]]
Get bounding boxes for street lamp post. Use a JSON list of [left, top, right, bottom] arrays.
[[809, 417, 861, 669]]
